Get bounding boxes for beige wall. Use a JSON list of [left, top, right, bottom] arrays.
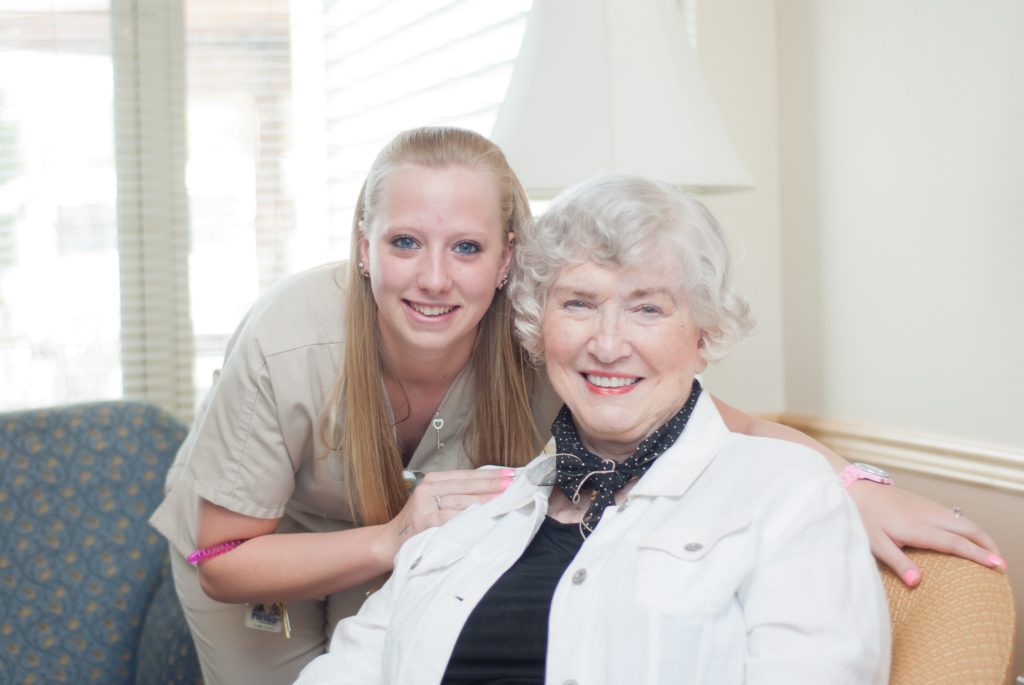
[[697, 0, 1023, 676], [699, 0, 1024, 448], [695, 0, 787, 413], [776, 0, 1024, 448], [775, 2, 1024, 668]]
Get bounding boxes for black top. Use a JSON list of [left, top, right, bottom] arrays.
[[441, 516, 585, 684]]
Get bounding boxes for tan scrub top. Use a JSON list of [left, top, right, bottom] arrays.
[[149, 260, 561, 557]]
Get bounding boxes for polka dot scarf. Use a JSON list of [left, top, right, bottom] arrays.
[[551, 378, 702, 538]]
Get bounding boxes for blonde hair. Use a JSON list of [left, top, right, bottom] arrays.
[[319, 127, 541, 526]]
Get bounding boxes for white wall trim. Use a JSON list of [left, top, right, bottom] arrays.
[[775, 414, 1024, 495]]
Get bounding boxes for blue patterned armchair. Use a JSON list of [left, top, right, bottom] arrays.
[[0, 401, 202, 684]]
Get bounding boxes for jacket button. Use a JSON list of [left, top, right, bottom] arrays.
[[410, 556, 422, 570], [571, 569, 587, 584], [684, 542, 703, 552]]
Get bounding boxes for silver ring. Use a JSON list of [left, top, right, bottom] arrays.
[[952, 506, 964, 519], [434, 495, 443, 511]]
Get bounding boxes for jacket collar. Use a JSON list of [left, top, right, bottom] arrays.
[[488, 454, 555, 516], [627, 393, 729, 498]]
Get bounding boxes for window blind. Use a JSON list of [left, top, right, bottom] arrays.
[[182, 0, 295, 414], [321, 0, 531, 254], [183, 0, 531, 408], [113, 0, 194, 421], [0, 0, 531, 420]]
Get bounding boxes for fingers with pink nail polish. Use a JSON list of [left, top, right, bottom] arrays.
[[987, 554, 1007, 571], [901, 568, 921, 587]]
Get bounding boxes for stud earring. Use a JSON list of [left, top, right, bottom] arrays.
[[357, 261, 369, 278], [497, 276, 508, 291]]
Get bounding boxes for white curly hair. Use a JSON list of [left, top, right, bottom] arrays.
[[510, 174, 755, 366]]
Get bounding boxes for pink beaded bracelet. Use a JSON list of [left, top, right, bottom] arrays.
[[187, 539, 248, 564]]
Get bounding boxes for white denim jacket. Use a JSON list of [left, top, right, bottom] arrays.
[[296, 394, 890, 685]]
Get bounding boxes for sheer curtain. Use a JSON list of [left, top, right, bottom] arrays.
[[0, 0, 529, 422]]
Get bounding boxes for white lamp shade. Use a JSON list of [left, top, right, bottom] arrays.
[[492, 0, 753, 198]]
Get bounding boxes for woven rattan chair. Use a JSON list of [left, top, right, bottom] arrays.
[[879, 548, 1016, 685]]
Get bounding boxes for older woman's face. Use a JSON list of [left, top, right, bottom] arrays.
[[542, 256, 706, 459]]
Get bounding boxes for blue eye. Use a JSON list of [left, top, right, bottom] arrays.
[[564, 299, 589, 310], [453, 241, 480, 255], [636, 305, 662, 316], [391, 236, 418, 250]]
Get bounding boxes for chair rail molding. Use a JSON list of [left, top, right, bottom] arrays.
[[774, 414, 1024, 495]]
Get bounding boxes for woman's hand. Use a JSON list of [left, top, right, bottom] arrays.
[[710, 396, 1008, 586], [847, 481, 1005, 586], [380, 468, 515, 558]]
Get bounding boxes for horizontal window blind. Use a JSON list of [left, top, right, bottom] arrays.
[[322, 0, 530, 254], [183, 0, 295, 412], [0, 0, 531, 419], [183, 0, 531, 408], [113, 0, 194, 421]]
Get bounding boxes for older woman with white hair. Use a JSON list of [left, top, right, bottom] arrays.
[[295, 175, 890, 685]]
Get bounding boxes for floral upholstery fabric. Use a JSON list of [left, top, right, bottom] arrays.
[[0, 401, 202, 684]]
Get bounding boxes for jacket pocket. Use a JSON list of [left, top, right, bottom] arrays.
[[635, 512, 752, 614]]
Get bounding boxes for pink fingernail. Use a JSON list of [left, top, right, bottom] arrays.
[[501, 468, 517, 478], [500, 476, 514, 490], [987, 554, 1007, 570], [901, 569, 921, 586]]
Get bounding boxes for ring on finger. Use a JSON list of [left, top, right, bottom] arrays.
[[434, 495, 443, 511], [952, 505, 964, 519]]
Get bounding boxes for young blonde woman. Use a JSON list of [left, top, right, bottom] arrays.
[[150, 127, 1001, 685]]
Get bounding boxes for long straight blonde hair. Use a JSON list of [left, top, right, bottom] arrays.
[[319, 127, 542, 526]]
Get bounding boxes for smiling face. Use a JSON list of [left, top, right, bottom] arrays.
[[360, 163, 513, 365], [541, 257, 707, 459]]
